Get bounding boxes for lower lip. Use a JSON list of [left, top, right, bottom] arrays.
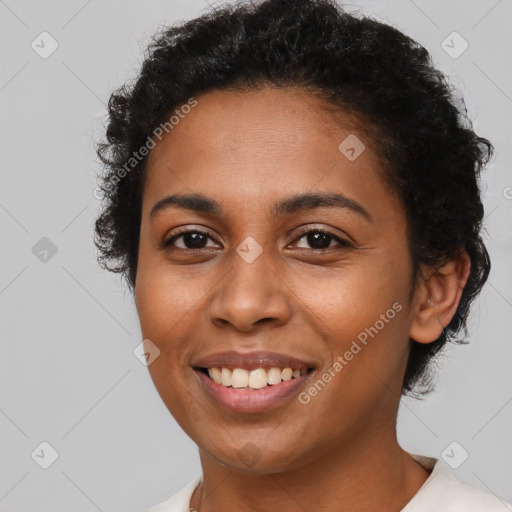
[[195, 369, 312, 413]]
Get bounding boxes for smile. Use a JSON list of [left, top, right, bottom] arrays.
[[199, 366, 310, 390], [191, 350, 317, 412]]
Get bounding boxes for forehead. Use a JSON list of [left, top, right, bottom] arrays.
[[148, 86, 346, 168], [142, 87, 400, 223]]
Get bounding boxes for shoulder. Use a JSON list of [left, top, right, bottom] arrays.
[[403, 454, 511, 512], [143, 475, 202, 512]]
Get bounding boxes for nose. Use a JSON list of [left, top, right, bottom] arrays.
[[207, 248, 293, 333]]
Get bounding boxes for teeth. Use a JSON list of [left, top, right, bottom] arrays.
[[205, 366, 308, 389], [267, 367, 282, 385], [221, 368, 232, 386], [281, 368, 293, 381], [208, 367, 222, 384], [249, 368, 267, 389], [232, 368, 249, 388]]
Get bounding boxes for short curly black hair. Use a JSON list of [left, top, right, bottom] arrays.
[[94, 0, 493, 396]]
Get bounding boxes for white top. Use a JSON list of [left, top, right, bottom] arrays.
[[144, 453, 511, 511]]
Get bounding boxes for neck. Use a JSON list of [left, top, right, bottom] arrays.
[[190, 418, 431, 512]]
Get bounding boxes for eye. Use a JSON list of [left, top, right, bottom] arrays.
[[161, 228, 220, 250], [291, 228, 352, 250], [161, 226, 352, 252]]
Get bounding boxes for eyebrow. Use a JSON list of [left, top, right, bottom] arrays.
[[149, 191, 374, 223]]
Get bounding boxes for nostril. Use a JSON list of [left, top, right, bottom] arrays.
[[256, 318, 274, 324]]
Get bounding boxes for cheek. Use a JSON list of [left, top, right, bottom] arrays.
[[135, 269, 202, 426], [301, 252, 412, 379], [135, 253, 207, 341], [289, 264, 411, 439]]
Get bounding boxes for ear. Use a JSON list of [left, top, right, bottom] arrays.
[[409, 251, 471, 344]]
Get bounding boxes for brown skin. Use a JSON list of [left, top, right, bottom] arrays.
[[135, 87, 470, 512]]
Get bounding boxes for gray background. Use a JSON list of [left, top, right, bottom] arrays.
[[0, 0, 511, 510]]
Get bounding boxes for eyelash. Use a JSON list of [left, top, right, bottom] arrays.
[[160, 227, 352, 252]]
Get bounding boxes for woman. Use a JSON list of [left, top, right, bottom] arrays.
[[94, 0, 508, 510]]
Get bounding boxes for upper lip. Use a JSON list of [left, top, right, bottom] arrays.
[[191, 350, 316, 371]]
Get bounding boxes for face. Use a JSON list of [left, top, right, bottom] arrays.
[[135, 87, 418, 473]]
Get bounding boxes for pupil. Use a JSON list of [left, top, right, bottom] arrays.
[[308, 232, 330, 249], [181, 232, 332, 249], [185, 232, 207, 248]]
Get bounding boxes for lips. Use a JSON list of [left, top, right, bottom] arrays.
[[191, 350, 316, 371], [191, 350, 317, 413]]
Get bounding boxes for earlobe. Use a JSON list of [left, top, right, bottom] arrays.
[[409, 251, 471, 344]]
